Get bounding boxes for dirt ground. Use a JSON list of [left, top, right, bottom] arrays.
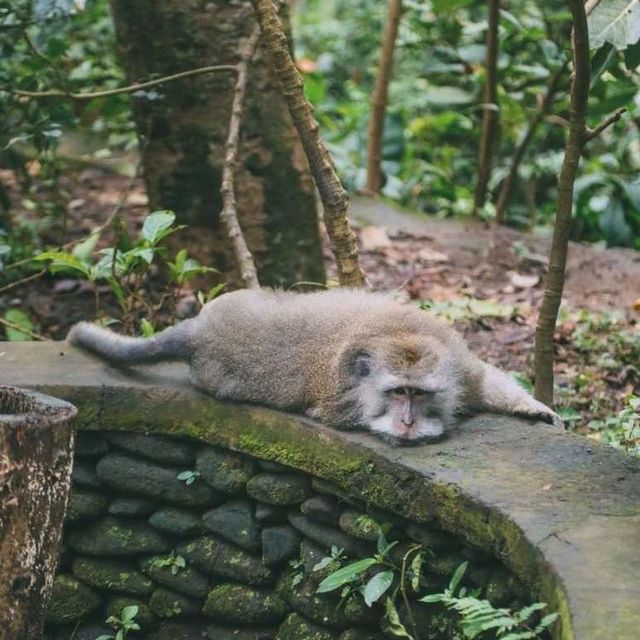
[[1, 169, 639, 430]]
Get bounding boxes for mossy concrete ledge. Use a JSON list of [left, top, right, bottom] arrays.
[[2, 342, 640, 640]]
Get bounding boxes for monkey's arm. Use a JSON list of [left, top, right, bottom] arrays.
[[475, 363, 563, 429]]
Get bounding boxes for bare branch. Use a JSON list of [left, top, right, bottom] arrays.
[[586, 107, 626, 141], [365, 0, 403, 195], [251, 0, 365, 287], [5, 65, 237, 100], [219, 27, 261, 289], [0, 269, 47, 294], [545, 114, 571, 128], [0, 316, 46, 340]]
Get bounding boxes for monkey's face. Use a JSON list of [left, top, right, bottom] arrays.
[[350, 346, 458, 446]]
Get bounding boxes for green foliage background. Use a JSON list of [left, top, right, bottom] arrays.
[[294, 0, 640, 247]]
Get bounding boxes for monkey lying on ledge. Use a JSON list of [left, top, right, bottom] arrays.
[[69, 288, 560, 445]]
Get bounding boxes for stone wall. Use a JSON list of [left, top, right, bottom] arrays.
[[5, 342, 640, 640], [45, 431, 527, 640]]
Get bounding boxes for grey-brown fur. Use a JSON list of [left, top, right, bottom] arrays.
[[68, 289, 559, 444]]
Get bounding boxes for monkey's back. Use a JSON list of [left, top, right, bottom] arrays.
[[186, 288, 463, 411]]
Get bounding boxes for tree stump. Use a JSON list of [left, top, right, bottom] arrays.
[[0, 386, 77, 640]]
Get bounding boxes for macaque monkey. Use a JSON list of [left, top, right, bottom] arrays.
[[68, 289, 560, 445]]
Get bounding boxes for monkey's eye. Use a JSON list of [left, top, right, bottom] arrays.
[[391, 387, 407, 396], [413, 389, 428, 396]]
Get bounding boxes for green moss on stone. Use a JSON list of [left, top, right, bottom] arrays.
[[246, 473, 311, 506], [203, 583, 288, 625], [72, 557, 153, 596], [68, 516, 171, 556], [140, 554, 209, 598], [149, 586, 199, 619], [45, 575, 100, 625], [338, 511, 380, 541], [177, 536, 273, 586], [276, 612, 336, 640]]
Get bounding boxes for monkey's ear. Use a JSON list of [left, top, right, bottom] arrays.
[[352, 351, 373, 378]]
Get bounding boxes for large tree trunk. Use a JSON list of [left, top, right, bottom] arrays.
[[0, 386, 76, 640], [108, 0, 325, 287]]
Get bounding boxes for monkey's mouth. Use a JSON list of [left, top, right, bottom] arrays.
[[367, 414, 447, 447], [382, 431, 448, 447]]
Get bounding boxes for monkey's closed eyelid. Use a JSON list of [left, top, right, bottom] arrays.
[[421, 386, 447, 394]]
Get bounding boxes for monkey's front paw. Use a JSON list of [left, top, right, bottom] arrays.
[[515, 399, 564, 430]]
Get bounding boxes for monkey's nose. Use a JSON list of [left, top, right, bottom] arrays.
[[401, 416, 415, 427]]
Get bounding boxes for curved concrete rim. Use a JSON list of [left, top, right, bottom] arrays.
[[1, 342, 639, 640]]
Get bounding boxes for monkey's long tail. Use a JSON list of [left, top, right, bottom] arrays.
[[68, 321, 194, 365]]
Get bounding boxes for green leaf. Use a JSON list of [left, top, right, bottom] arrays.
[[362, 570, 394, 606], [34, 251, 90, 277], [33, 0, 79, 21], [312, 555, 336, 572], [108, 280, 126, 310], [128, 246, 155, 265], [432, 0, 472, 12], [121, 604, 139, 621], [383, 598, 414, 639], [3, 309, 34, 341], [142, 210, 176, 243], [303, 73, 326, 105], [91, 250, 122, 280], [588, 0, 640, 50], [204, 283, 226, 303], [72, 231, 100, 262], [535, 611, 560, 632], [599, 198, 633, 246], [173, 248, 187, 270], [376, 529, 388, 556], [316, 557, 378, 593], [590, 43, 617, 86], [410, 552, 423, 591], [424, 86, 474, 106], [140, 319, 155, 337], [448, 561, 468, 593], [623, 39, 640, 68], [419, 593, 447, 604]]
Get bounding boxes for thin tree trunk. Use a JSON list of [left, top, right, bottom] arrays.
[[0, 387, 76, 640], [473, 0, 500, 216], [534, 1, 589, 406], [495, 66, 565, 224], [365, 0, 403, 195], [251, 0, 365, 288]]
